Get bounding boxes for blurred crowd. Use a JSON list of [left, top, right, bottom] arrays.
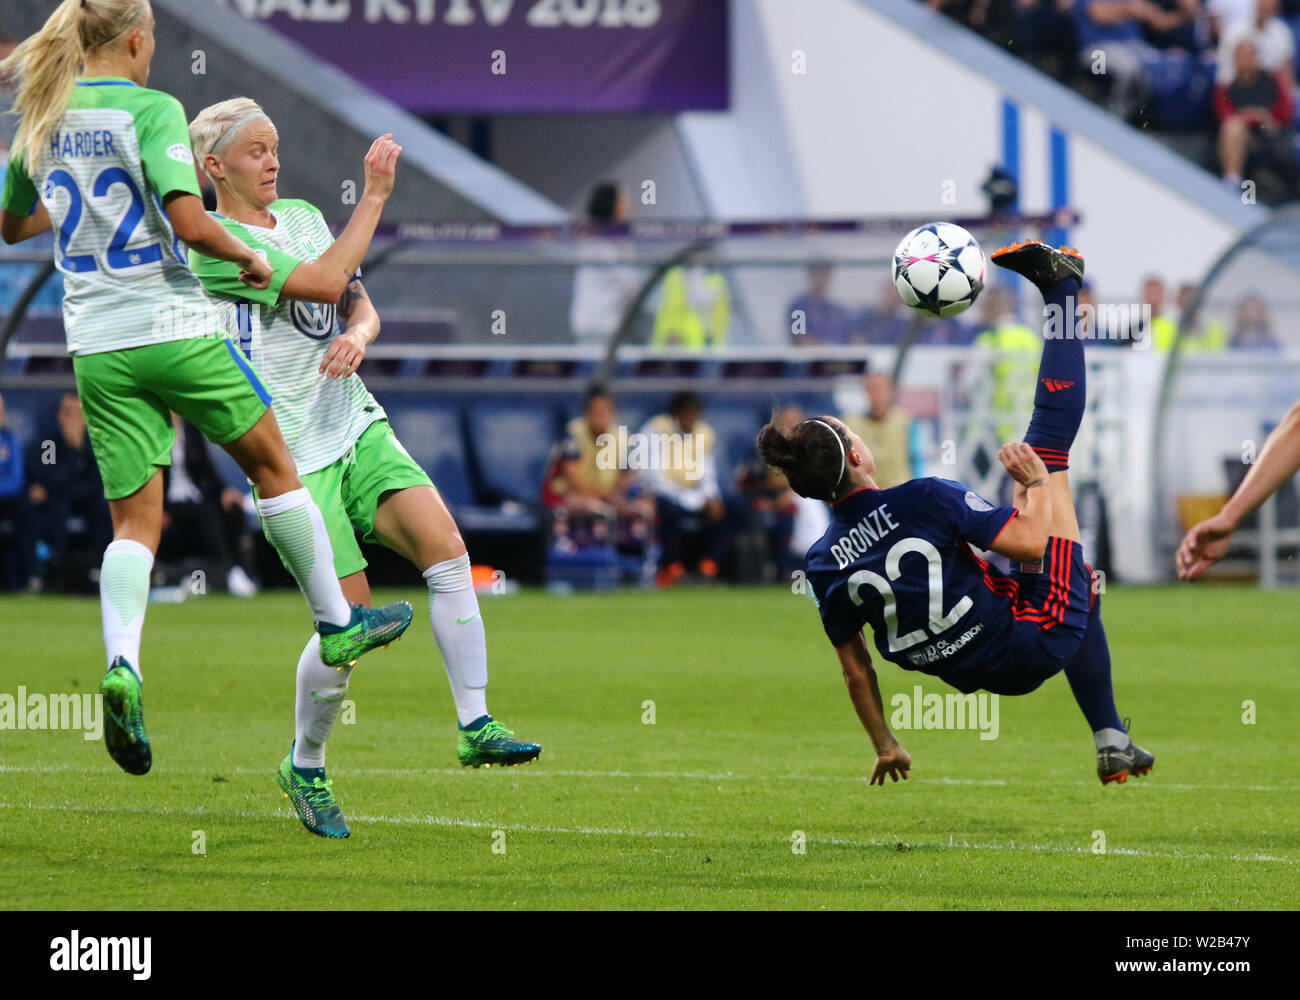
[[541, 376, 923, 588], [0, 391, 259, 594], [782, 264, 1282, 351], [928, 0, 1300, 199]]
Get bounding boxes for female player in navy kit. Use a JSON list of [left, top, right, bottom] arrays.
[[758, 241, 1153, 786]]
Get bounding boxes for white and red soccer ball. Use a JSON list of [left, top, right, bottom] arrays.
[[892, 222, 986, 318]]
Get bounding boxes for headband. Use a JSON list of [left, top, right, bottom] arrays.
[[210, 112, 270, 156], [87, 1, 145, 49], [807, 419, 847, 488]]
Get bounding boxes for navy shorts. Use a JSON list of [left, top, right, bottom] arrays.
[[974, 537, 1096, 696]]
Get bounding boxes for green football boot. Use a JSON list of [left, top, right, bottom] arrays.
[[100, 657, 151, 776], [457, 716, 542, 768], [317, 600, 413, 668], [276, 746, 350, 839]]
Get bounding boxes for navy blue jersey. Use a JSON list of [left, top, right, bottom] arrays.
[[806, 479, 1020, 682]]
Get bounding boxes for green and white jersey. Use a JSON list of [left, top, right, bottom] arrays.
[[1, 78, 224, 356], [188, 199, 385, 476]]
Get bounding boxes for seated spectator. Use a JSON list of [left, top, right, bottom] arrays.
[[1144, 0, 1203, 50], [652, 263, 730, 348], [736, 405, 801, 579], [1072, 1, 1173, 121], [1214, 37, 1298, 194], [640, 391, 728, 585], [158, 414, 259, 596], [786, 262, 855, 345], [1210, 0, 1269, 34], [542, 385, 656, 580], [0, 391, 36, 590], [927, 0, 1018, 49], [569, 181, 643, 345], [26, 392, 111, 592], [842, 373, 924, 489], [1229, 291, 1282, 348], [1217, 0, 1294, 85]]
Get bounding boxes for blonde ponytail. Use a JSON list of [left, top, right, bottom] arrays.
[[0, 0, 147, 176]]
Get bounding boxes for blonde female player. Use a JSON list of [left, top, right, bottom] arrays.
[[187, 98, 541, 839], [0, 1, 413, 780]]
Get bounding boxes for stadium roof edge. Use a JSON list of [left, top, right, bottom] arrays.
[[859, 0, 1262, 230], [153, 0, 567, 225]]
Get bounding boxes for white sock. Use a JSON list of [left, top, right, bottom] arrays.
[[100, 539, 153, 679], [256, 488, 351, 627], [1094, 727, 1128, 750], [424, 554, 489, 727], [293, 633, 353, 769]]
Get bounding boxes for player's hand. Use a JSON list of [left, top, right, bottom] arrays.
[[320, 329, 367, 379], [362, 133, 403, 201], [1176, 511, 1236, 581], [239, 253, 273, 290], [869, 744, 911, 785], [998, 441, 1049, 487]]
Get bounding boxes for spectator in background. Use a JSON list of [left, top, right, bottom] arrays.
[[0, 391, 37, 589], [736, 404, 801, 579], [1215, 37, 1298, 194], [1217, 0, 1293, 85], [542, 385, 655, 567], [842, 373, 924, 489], [860, 280, 911, 345], [26, 393, 111, 591], [641, 391, 727, 586], [787, 262, 855, 345], [569, 181, 643, 345], [974, 285, 1041, 443], [927, 0, 1018, 48], [1173, 282, 1229, 350], [1144, 0, 1204, 50], [1131, 274, 1180, 350], [158, 414, 258, 596], [1072, 1, 1175, 121], [1209, 0, 1269, 33], [1229, 291, 1282, 348], [652, 261, 730, 348]]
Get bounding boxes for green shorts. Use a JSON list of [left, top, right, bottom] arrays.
[[287, 419, 434, 579], [74, 337, 271, 500]]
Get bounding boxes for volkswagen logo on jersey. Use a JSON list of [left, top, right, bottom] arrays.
[[290, 300, 336, 340]]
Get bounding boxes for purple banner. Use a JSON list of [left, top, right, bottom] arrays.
[[220, 0, 728, 114]]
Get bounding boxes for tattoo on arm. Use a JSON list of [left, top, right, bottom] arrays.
[[338, 277, 370, 319]]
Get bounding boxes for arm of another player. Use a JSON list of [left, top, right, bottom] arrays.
[[986, 442, 1052, 564], [1178, 398, 1300, 580], [320, 277, 379, 379], [281, 135, 402, 305], [165, 193, 272, 289], [836, 633, 911, 785]]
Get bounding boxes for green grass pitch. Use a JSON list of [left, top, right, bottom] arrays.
[[0, 583, 1296, 909]]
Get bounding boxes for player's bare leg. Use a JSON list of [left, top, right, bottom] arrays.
[[372, 485, 541, 767]]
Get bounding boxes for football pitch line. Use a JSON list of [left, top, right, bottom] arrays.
[[1, 762, 1296, 794], [0, 800, 1296, 866]]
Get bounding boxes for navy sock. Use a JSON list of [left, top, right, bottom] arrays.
[[1024, 276, 1084, 472], [1064, 605, 1124, 733]]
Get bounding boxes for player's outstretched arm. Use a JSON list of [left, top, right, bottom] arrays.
[[1178, 398, 1300, 580], [836, 633, 911, 785], [0, 203, 51, 244], [282, 134, 403, 305], [987, 442, 1051, 564]]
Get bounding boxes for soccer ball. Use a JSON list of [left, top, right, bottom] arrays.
[[892, 222, 986, 317]]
